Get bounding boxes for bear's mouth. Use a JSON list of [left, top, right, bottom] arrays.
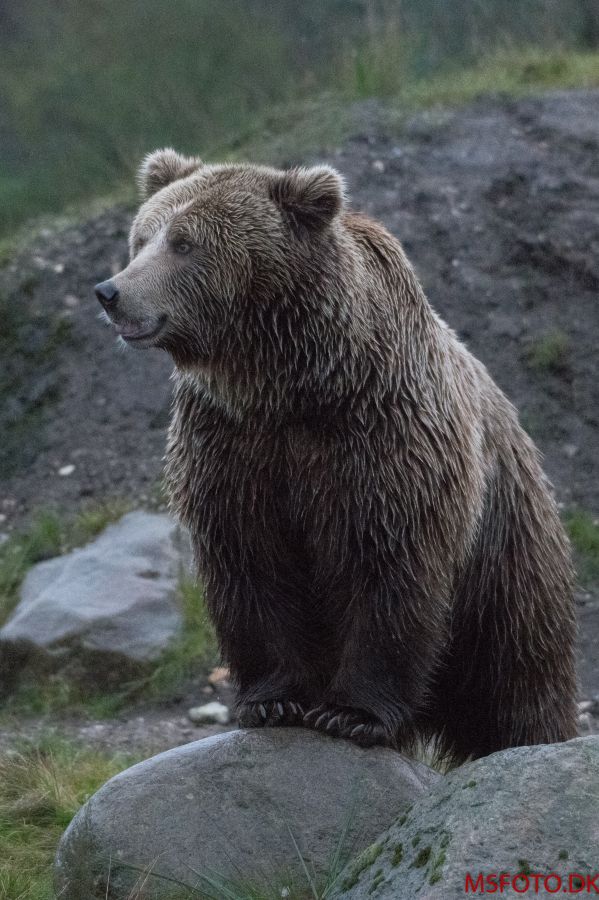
[[113, 316, 167, 344]]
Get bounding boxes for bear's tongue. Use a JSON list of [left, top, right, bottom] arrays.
[[114, 320, 152, 338]]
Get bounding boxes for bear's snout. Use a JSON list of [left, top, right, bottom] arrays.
[[94, 279, 120, 308]]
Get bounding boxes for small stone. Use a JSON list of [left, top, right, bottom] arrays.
[[53, 262, 65, 274], [563, 444, 578, 458], [578, 713, 593, 733], [188, 702, 230, 725], [579, 700, 593, 713], [208, 666, 230, 685], [63, 294, 79, 308], [58, 464, 76, 476], [372, 160, 385, 173]]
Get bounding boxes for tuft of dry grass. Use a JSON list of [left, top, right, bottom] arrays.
[[526, 329, 571, 374], [0, 736, 138, 900], [0, 735, 351, 900]]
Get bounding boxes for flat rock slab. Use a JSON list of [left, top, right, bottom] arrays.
[[0, 511, 190, 681], [54, 728, 439, 899], [332, 736, 599, 900]]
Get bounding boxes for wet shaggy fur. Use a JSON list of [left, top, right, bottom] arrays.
[[102, 149, 577, 764]]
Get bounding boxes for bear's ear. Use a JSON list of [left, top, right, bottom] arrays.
[[270, 165, 346, 231], [137, 148, 203, 198]]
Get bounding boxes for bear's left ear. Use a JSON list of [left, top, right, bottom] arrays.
[[137, 148, 203, 198], [270, 165, 346, 231]]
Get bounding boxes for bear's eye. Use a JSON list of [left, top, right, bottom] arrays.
[[173, 239, 193, 255]]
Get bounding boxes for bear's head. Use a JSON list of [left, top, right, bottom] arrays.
[[94, 149, 346, 368]]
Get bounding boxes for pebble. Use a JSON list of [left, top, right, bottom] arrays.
[[187, 702, 230, 725], [578, 713, 593, 733], [208, 666, 230, 685], [58, 464, 76, 476]]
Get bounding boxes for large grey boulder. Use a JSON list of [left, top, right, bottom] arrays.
[[54, 728, 439, 899], [331, 736, 599, 900], [0, 511, 190, 681]]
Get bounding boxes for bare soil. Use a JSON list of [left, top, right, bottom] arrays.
[[1, 89, 598, 749]]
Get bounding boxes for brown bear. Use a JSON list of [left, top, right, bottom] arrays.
[[95, 149, 577, 764]]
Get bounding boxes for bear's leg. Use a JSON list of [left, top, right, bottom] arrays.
[[427, 460, 578, 766], [204, 560, 328, 730], [303, 558, 449, 750]]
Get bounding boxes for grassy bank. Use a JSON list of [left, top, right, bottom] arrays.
[[231, 47, 599, 166], [0, 737, 139, 900], [3, 45, 599, 261], [2, 0, 599, 236]]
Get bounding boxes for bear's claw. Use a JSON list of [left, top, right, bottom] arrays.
[[238, 699, 304, 728], [304, 704, 390, 747]]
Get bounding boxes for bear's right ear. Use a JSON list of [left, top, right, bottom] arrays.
[[269, 165, 346, 231], [137, 148, 203, 198]]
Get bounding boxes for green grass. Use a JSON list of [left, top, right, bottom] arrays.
[[397, 47, 599, 107], [0, 735, 139, 900], [1, 41, 599, 248], [2, 0, 599, 238], [564, 508, 599, 587], [235, 46, 599, 167], [526, 328, 571, 374], [130, 578, 217, 704]]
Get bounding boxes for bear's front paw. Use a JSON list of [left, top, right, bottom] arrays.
[[238, 699, 304, 729], [303, 704, 391, 747]]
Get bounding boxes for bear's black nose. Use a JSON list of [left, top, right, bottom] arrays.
[[94, 279, 119, 306]]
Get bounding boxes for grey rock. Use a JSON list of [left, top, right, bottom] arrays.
[[0, 511, 190, 679], [331, 736, 599, 900], [54, 728, 439, 899]]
